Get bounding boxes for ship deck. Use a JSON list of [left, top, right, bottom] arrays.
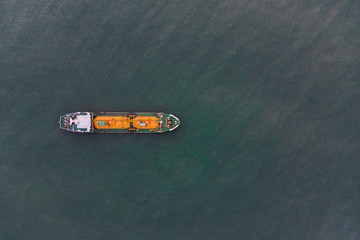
[[92, 112, 179, 133], [59, 112, 180, 133]]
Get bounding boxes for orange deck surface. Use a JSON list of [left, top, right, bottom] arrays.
[[133, 116, 160, 129], [94, 116, 160, 130], [94, 116, 129, 129]]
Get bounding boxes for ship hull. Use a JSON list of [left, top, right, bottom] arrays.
[[59, 112, 180, 133]]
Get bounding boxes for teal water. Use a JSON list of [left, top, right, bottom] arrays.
[[1, 1, 360, 239]]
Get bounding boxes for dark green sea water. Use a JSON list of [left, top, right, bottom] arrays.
[[1, 1, 360, 239]]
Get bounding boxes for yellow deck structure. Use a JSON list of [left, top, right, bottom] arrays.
[[94, 116, 129, 129], [133, 116, 160, 129], [93, 115, 160, 130]]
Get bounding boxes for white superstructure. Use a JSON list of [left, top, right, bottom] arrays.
[[59, 112, 93, 132]]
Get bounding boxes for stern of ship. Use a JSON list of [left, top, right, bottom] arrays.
[[59, 112, 93, 133]]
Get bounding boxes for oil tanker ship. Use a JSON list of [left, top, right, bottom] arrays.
[[59, 112, 180, 133]]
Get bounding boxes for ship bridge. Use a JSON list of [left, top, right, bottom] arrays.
[[59, 112, 93, 132]]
